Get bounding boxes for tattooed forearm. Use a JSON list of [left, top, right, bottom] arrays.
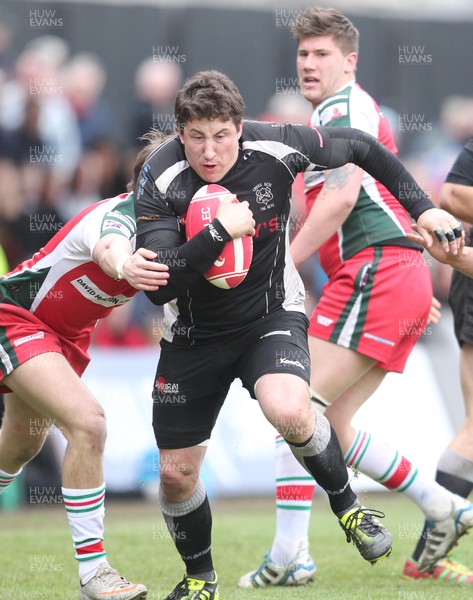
[[324, 164, 359, 190]]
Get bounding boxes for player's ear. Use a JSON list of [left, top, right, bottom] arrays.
[[236, 122, 243, 139], [345, 52, 357, 75], [178, 122, 186, 144]]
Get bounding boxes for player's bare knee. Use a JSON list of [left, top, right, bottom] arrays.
[[64, 409, 107, 451], [272, 401, 312, 442], [159, 464, 198, 501]]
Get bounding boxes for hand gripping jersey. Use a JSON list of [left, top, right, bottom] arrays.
[[305, 81, 417, 276], [134, 120, 433, 342], [0, 193, 137, 344]]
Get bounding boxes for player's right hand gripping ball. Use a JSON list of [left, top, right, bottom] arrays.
[[186, 184, 253, 289]]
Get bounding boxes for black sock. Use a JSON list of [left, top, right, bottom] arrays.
[[163, 495, 213, 578], [288, 415, 357, 515], [160, 481, 214, 579]]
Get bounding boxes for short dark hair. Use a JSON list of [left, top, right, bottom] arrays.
[[291, 6, 359, 55], [175, 70, 245, 132]]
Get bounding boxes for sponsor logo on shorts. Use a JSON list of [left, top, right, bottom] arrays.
[[156, 377, 180, 394], [316, 315, 333, 326], [13, 332, 45, 347], [277, 357, 306, 371], [153, 376, 186, 404]]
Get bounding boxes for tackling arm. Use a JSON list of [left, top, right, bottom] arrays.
[[291, 164, 363, 267], [92, 233, 169, 291]]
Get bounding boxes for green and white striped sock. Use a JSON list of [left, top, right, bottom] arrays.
[[62, 482, 107, 584]]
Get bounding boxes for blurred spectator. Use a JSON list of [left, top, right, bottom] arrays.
[[122, 56, 183, 191], [258, 91, 312, 125], [0, 8, 15, 77], [61, 52, 123, 216], [61, 149, 106, 221], [130, 56, 182, 145], [0, 158, 23, 266], [62, 52, 112, 150], [0, 94, 63, 264], [406, 95, 473, 195], [0, 35, 81, 194], [7, 95, 43, 163]]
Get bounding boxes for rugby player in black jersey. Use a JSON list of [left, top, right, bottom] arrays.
[[134, 70, 463, 600]]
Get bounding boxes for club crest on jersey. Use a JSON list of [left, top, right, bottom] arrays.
[[320, 100, 348, 125], [253, 182, 274, 211]]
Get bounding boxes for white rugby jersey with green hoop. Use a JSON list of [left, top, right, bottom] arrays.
[[0, 193, 137, 342], [305, 80, 415, 276]]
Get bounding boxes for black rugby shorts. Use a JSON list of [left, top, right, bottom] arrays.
[[152, 310, 310, 449]]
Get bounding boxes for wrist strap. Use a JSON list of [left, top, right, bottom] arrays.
[[115, 254, 131, 280]]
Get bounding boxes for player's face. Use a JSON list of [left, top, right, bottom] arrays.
[[179, 118, 243, 183], [297, 35, 357, 108]]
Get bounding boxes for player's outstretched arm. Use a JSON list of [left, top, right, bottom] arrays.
[[92, 233, 169, 291], [321, 127, 464, 255]]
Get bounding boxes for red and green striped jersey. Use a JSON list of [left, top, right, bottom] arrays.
[[305, 81, 415, 276], [0, 193, 137, 343]]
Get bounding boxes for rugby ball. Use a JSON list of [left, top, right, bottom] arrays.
[[186, 184, 253, 289]]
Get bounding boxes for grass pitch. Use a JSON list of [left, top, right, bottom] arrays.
[[1, 493, 473, 599]]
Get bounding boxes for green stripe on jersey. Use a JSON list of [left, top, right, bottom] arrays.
[[100, 193, 136, 238], [0, 268, 51, 311]]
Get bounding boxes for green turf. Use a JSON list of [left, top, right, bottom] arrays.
[[1, 493, 473, 599]]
